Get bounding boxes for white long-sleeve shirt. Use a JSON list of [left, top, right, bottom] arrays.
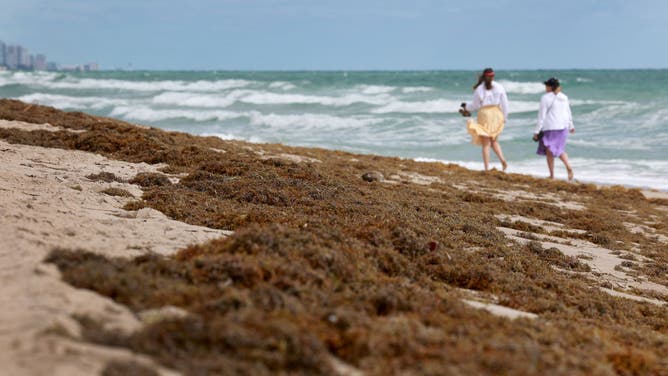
[[464, 81, 509, 120], [535, 91, 575, 134]]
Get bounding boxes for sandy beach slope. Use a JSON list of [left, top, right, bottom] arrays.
[[0, 99, 667, 375]]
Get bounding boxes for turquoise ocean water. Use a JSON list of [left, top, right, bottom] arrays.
[[1, 70, 667, 190]]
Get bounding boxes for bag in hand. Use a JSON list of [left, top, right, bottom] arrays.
[[533, 131, 544, 142]]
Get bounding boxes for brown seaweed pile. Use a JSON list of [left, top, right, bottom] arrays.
[[2, 99, 668, 375]]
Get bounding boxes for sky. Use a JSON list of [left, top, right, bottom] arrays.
[[1, 0, 668, 70]]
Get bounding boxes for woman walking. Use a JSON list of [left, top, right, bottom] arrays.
[[459, 67, 509, 171], [534, 77, 575, 181]]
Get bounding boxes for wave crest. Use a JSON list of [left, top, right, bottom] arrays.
[[497, 80, 544, 94]]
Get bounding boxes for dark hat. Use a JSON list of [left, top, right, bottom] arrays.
[[543, 77, 560, 88]]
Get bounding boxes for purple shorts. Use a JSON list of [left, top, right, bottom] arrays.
[[537, 128, 569, 157]]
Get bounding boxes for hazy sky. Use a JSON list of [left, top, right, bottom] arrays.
[[2, 0, 667, 70]]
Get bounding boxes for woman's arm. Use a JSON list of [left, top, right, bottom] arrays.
[[534, 95, 548, 135], [566, 98, 575, 132], [464, 88, 482, 112], [500, 90, 509, 121]]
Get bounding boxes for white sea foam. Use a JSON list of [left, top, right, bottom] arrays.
[[204, 133, 265, 144], [110, 106, 244, 122], [152, 91, 251, 108], [201, 133, 265, 144], [30, 77, 252, 92], [497, 80, 545, 94], [640, 107, 668, 130], [202, 132, 241, 141], [152, 90, 393, 108], [0, 71, 248, 92], [568, 138, 652, 151], [356, 85, 395, 94], [247, 111, 383, 130], [576, 77, 593, 83], [372, 98, 540, 115], [509, 101, 540, 114], [0, 71, 60, 87], [268, 81, 297, 90], [576, 102, 647, 123], [362, 117, 469, 146], [402, 86, 434, 93], [415, 157, 668, 190], [560, 158, 668, 190], [371, 99, 462, 114], [569, 99, 628, 106], [240, 92, 391, 107], [17, 93, 129, 110]]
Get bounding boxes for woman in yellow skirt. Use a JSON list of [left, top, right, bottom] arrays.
[[459, 68, 509, 171]]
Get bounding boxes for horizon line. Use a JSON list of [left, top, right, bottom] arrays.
[[13, 67, 667, 73]]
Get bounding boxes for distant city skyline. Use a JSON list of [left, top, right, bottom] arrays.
[[2, 0, 668, 71], [0, 39, 98, 72]]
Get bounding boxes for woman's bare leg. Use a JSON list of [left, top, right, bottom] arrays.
[[481, 137, 491, 171], [546, 149, 555, 179], [560, 152, 574, 181], [491, 138, 508, 171]]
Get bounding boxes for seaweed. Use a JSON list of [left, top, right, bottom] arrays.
[[87, 172, 125, 183], [101, 360, 159, 376], [2, 99, 668, 375], [100, 187, 134, 197]]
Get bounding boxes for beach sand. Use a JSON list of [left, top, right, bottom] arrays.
[[1, 100, 667, 375], [0, 120, 229, 375]]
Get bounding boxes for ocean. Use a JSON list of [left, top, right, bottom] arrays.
[[1, 69, 667, 190]]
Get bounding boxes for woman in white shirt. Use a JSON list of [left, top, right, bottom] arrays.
[[460, 68, 509, 171], [533, 77, 575, 181]]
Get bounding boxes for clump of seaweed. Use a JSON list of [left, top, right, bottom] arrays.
[[101, 360, 159, 376], [86, 172, 125, 183], [497, 219, 546, 234], [100, 188, 134, 197], [525, 241, 591, 272], [129, 173, 172, 188]]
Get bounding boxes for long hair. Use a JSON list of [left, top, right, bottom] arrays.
[[473, 68, 494, 90]]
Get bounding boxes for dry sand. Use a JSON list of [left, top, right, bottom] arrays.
[[452, 181, 668, 310], [497, 213, 668, 305], [0, 120, 230, 376]]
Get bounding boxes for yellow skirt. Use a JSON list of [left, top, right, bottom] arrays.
[[466, 105, 505, 145]]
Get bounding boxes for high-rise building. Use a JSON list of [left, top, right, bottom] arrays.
[[0, 41, 6, 67], [83, 62, 99, 71], [1, 40, 95, 71], [34, 54, 47, 70], [18, 46, 32, 69], [6, 45, 19, 69]]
